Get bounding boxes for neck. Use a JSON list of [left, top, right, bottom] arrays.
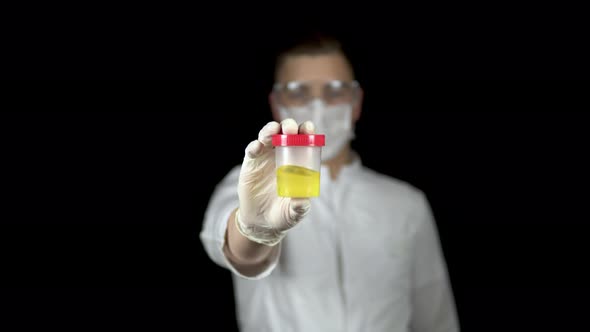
[[322, 146, 353, 181]]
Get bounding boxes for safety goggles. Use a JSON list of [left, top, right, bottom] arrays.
[[272, 79, 360, 107]]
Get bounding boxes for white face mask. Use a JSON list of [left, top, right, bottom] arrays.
[[278, 98, 355, 161]]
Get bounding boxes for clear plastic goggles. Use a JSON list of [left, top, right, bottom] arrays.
[[272, 79, 360, 107]]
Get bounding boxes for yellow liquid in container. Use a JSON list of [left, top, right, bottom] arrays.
[[276, 165, 320, 197]]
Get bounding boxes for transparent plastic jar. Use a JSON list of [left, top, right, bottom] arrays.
[[271, 134, 326, 197]]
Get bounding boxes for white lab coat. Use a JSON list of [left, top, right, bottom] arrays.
[[200, 153, 460, 332]]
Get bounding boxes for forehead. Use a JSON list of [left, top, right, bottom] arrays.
[[276, 53, 354, 83]]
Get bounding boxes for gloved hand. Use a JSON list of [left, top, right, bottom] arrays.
[[235, 118, 315, 246]]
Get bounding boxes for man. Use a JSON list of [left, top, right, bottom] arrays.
[[200, 32, 459, 332]]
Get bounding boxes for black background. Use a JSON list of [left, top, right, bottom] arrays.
[[2, 6, 590, 332]]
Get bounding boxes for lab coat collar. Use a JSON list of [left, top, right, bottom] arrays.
[[320, 150, 363, 185]]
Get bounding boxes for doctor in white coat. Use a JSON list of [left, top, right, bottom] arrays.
[[200, 32, 460, 332]]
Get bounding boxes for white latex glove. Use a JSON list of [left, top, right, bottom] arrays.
[[235, 118, 315, 246]]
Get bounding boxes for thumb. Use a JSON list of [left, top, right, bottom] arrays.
[[286, 198, 311, 227]]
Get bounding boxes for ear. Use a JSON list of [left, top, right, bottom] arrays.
[[269, 92, 281, 122], [352, 87, 364, 123]]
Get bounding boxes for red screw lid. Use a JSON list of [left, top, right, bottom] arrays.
[[272, 134, 325, 147]]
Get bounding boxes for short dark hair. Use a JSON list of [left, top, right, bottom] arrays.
[[273, 31, 355, 80]]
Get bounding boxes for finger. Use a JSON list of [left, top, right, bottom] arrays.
[[257, 121, 281, 147], [245, 121, 280, 160], [280, 118, 298, 135], [298, 120, 315, 134], [287, 198, 311, 226], [245, 139, 264, 159]]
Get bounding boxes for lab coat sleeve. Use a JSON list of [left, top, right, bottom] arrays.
[[409, 191, 460, 332], [199, 165, 281, 280]]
